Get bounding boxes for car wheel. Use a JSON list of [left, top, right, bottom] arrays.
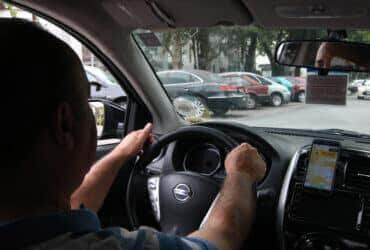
[[271, 93, 283, 107], [246, 95, 257, 109], [297, 91, 305, 103], [173, 95, 208, 119]]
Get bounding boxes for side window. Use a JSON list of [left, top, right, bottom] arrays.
[[165, 72, 194, 84], [188, 74, 201, 83], [243, 75, 259, 85], [256, 76, 271, 85], [1, 6, 126, 143], [158, 73, 170, 84], [227, 76, 248, 86]]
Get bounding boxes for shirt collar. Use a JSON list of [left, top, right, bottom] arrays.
[[0, 209, 101, 249]]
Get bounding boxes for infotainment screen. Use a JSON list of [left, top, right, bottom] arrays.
[[304, 143, 339, 191]]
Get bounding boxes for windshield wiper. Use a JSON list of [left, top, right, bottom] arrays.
[[315, 129, 370, 139]]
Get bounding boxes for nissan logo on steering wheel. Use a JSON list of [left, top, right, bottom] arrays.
[[173, 184, 193, 202]]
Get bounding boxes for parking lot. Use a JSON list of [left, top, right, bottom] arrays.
[[211, 96, 370, 135]]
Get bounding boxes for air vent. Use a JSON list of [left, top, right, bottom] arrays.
[[361, 198, 370, 235], [295, 151, 309, 180], [345, 156, 370, 192]]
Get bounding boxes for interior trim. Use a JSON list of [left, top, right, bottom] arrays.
[[276, 145, 310, 250]]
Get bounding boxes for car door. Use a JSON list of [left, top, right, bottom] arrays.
[[244, 75, 268, 95]]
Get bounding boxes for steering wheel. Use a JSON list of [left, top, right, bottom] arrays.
[[126, 126, 238, 236]]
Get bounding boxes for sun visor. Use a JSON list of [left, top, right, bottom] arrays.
[[102, 0, 252, 29], [244, 0, 370, 29]]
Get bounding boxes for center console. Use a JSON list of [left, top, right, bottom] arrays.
[[278, 142, 370, 250]]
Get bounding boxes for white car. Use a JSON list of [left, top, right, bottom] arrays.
[[85, 66, 127, 107], [357, 80, 370, 99]]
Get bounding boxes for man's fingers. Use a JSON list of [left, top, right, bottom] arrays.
[[138, 123, 153, 141], [148, 133, 155, 144]]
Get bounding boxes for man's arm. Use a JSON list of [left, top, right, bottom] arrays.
[[190, 143, 266, 250], [70, 123, 153, 211]]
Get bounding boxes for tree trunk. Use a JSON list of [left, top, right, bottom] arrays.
[[240, 46, 245, 71], [244, 33, 257, 72], [197, 29, 212, 70], [171, 32, 183, 69], [191, 36, 198, 69]]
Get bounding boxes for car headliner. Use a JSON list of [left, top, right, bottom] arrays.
[[11, 0, 370, 29], [6, 0, 370, 133]]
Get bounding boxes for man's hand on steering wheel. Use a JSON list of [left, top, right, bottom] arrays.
[[110, 123, 154, 165], [190, 142, 266, 250], [225, 143, 266, 182]]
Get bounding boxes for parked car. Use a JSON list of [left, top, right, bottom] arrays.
[[357, 80, 370, 99], [349, 79, 370, 94], [270, 76, 294, 94], [283, 76, 306, 102], [240, 72, 291, 107], [85, 66, 127, 107], [157, 70, 249, 117], [219, 72, 269, 109]]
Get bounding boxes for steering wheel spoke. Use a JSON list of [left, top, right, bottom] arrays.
[[147, 176, 161, 222]]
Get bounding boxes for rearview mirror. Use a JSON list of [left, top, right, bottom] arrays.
[[89, 100, 125, 139], [276, 40, 370, 72]]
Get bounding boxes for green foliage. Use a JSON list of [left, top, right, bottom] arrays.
[[142, 26, 370, 76]]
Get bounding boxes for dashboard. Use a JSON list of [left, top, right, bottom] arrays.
[[142, 121, 370, 250], [279, 144, 370, 250]]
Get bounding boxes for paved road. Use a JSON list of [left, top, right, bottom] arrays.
[[211, 96, 370, 135]]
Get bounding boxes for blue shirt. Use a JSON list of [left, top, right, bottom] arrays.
[[0, 209, 216, 250]]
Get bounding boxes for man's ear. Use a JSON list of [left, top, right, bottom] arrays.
[[53, 102, 75, 150]]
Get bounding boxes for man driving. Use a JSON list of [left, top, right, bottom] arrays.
[[0, 19, 266, 250]]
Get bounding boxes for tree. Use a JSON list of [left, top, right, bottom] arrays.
[[257, 28, 326, 76], [191, 27, 229, 70], [257, 28, 287, 75], [160, 29, 193, 69], [220, 26, 258, 72]]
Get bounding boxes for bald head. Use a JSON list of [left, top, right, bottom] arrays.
[[0, 18, 90, 167]]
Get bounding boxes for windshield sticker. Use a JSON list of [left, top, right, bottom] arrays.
[[306, 75, 347, 105]]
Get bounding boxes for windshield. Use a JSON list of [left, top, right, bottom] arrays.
[[134, 27, 370, 135]]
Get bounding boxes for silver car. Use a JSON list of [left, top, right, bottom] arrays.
[[85, 66, 127, 107]]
